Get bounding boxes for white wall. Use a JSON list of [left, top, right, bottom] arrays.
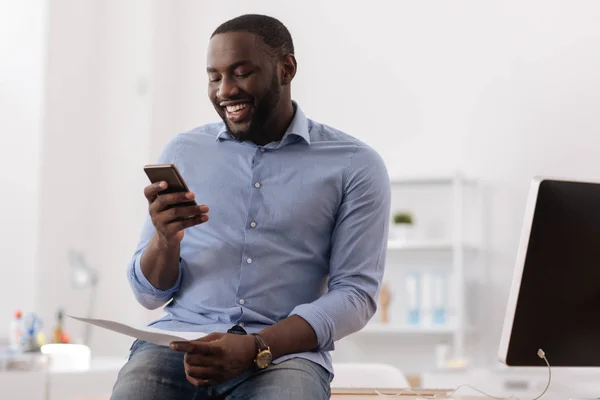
[[35, 0, 154, 355], [9, 0, 599, 366], [0, 0, 47, 339], [158, 0, 600, 371]]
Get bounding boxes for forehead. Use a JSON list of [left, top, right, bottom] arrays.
[[207, 31, 268, 69]]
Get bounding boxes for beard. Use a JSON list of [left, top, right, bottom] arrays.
[[222, 73, 281, 143]]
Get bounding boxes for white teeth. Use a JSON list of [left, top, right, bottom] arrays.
[[226, 103, 248, 112]]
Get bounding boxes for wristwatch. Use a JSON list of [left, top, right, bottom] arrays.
[[250, 333, 272, 369]]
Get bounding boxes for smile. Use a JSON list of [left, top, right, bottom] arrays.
[[226, 103, 248, 112], [224, 102, 252, 123]]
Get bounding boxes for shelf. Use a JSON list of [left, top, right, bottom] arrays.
[[389, 175, 478, 186], [358, 323, 458, 335], [387, 239, 479, 251]]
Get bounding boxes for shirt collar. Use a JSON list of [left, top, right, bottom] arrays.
[[215, 101, 311, 146]]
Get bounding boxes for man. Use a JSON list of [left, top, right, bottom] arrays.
[[111, 14, 391, 400]]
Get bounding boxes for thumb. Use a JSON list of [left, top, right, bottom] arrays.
[[196, 332, 224, 342], [169, 341, 194, 352]]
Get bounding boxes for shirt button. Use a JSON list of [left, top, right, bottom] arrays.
[[260, 148, 265, 152], [239, 322, 245, 327], [246, 258, 253, 264], [250, 221, 257, 228], [239, 299, 245, 305], [254, 182, 261, 188]]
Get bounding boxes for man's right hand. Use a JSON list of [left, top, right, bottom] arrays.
[[144, 181, 210, 246]]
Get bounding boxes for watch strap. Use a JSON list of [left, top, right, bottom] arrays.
[[250, 333, 269, 351], [227, 324, 248, 335]]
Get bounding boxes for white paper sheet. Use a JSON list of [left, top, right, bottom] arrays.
[[69, 316, 207, 347]]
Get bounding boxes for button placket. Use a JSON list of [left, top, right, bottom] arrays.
[[237, 146, 265, 310]]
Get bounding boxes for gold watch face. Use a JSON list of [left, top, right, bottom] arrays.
[[256, 350, 272, 368]]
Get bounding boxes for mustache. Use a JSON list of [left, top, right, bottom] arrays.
[[216, 96, 253, 105]]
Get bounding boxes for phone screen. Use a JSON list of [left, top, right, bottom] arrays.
[[143, 164, 197, 208]]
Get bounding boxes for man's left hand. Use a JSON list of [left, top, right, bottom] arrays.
[[170, 332, 257, 387]]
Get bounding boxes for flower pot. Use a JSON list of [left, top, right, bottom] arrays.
[[390, 223, 414, 242]]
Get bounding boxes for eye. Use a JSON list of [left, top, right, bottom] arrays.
[[208, 74, 221, 83], [235, 71, 252, 79]]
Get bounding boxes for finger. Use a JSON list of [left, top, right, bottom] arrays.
[[170, 340, 217, 355], [170, 341, 194, 352], [186, 375, 202, 386], [184, 352, 217, 367], [152, 192, 197, 212], [162, 204, 208, 223], [186, 365, 220, 381], [144, 182, 167, 203], [186, 375, 211, 387], [170, 340, 212, 355], [175, 332, 222, 347], [194, 332, 224, 342], [152, 205, 208, 232], [170, 339, 217, 354], [163, 215, 209, 236]]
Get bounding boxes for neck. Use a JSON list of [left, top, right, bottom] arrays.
[[253, 100, 295, 146]]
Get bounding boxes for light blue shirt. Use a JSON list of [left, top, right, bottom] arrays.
[[128, 103, 391, 377]]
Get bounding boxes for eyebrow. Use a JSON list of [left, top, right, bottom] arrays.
[[206, 60, 254, 73]]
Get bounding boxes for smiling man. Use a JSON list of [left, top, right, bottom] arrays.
[[207, 30, 289, 146], [110, 14, 391, 400]]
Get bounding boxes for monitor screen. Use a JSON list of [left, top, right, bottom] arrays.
[[503, 178, 600, 367]]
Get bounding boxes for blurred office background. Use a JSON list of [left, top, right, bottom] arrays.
[[1, 0, 600, 398]]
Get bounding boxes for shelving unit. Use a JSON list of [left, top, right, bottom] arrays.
[[358, 323, 458, 335], [386, 239, 479, 252], [386, 175, 479, 187], [344, 171, 486, 371]]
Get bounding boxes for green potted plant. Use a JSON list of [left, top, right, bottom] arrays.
[[391, 211, 414, 242]]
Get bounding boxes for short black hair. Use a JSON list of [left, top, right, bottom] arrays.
[[211, 14, 294, 60]]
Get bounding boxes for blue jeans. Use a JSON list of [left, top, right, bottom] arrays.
[[110, 340, 331, 400]]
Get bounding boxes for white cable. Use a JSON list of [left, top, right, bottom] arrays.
[[374, 348, 552, 400], [530, 349, 551, 400]]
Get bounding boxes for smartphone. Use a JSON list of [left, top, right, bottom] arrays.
[[143, 164, 197, 211]]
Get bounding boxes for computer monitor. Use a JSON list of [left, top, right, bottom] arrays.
[[499, 176, 600, 367]]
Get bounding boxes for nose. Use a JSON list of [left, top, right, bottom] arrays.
[[217, 75, 239, 99]]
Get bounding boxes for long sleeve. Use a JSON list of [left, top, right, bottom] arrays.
[[127, 136, 186, 310], [289, 144, 391, 351]]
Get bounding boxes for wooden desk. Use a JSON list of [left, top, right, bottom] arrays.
[[332, 396, 480, 400]]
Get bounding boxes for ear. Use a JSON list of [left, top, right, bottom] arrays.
[[279, 54, 297, 85]]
